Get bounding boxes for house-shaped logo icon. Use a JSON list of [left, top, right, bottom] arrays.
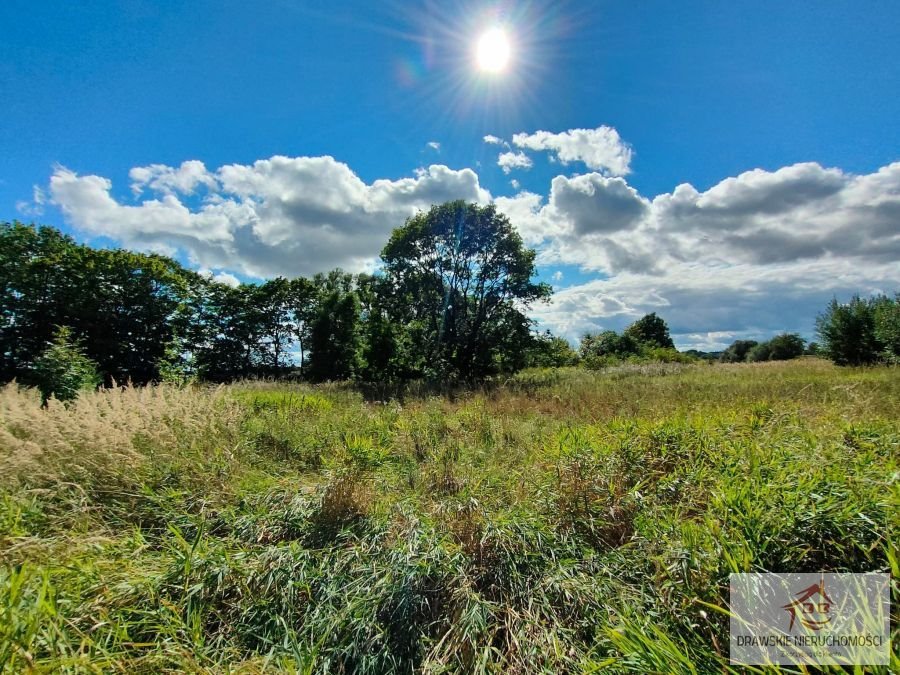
[[782, 579, 833, 631]]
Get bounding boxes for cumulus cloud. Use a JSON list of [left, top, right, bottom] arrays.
[[483, 134, 504, 145], [497, 151, 533, 174], [50, 156, 491, 278], [531, 257, 900, 350], [130, 160, 218, 196], [427, 141, 441, 151], [44, 149, 900, 349], [511, 126, 633, 175], [494, 160, 900, 346]]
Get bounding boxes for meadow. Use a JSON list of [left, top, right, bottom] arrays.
[[1, 359, 897, 673]]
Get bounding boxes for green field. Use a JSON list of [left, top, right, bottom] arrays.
[[1, 359, 897, 673]]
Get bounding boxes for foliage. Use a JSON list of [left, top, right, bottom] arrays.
[[31, 326, 100, 404], [733, 334, 806, 363], [746, 341, 772, 362], [720, 339, 758, 363], [766, 332, 806, 360], [379, 201, 551, 381], [0, 222, 196, 386], [873, 293, 900, 363], [1, 361, 897, 672], [580, 314, 686, 368], [307, 288, 362, 382], [623, 311, 675, 349], [1, 217, 554, 387], [580, 330, 640, 362], [816, 294, 900, 366], [525, 331, 579, 368]]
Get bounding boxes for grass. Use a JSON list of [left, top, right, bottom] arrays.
[[0, 359, 897, 673]]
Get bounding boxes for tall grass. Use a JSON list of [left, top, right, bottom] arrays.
[[0, 360, 897, 672]]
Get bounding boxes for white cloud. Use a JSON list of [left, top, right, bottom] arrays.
[[510, 179, 520, 190], [427, 141, 441, 151], [552, 270, 563, 282], [50, 156, 491, 278], [130, 160, 218, 196], [199, 268, 241, 287], [512, 126, 633, 175], [213, 271, 241, 287], [497, 151, 533, 174], [483, 134, 504, 145], [531, 257, 900, 349], [496, 160, 900, 345], [45, 151, 900, 348], [15, 186, 46, 217]]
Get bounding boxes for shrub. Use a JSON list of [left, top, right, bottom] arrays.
[[816, 295, 883, 365], [720, 340, 758, 363], [31, 326, 100, 405], [525, 331, 579, 368], [872, 293, 900, 363], [580, 330, 640, 360], [746, 342, 772, 362], [766, 333, 806, 360]]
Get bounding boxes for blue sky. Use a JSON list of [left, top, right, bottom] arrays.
[[2, 1, 899, 349]]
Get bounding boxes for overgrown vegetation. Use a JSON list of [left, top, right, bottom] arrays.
[[1, 360, 897, 672]]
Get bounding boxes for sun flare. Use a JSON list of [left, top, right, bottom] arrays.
[[476, 28, 511, 72]]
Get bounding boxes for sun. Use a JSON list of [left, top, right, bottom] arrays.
[[476, 28, 511, 72]]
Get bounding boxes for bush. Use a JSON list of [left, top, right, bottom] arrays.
[[31, 326, 100, 405], [580, 330, 640, 360], [746, 342, 772, 362], [872, 294, 900, 363], [525, 332, 579, 368], [720, 340, 758, 363], [815, 294, 898, 366], [766, 333, 806, 361]]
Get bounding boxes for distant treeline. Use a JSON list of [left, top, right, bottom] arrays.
[[3, 202, 896, 395]]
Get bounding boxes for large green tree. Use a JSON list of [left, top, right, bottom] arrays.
[[379, 201, 550, 380], [623, 312, 675, 349], [0, 222, 196, 385], [306, 288, 361, 381]]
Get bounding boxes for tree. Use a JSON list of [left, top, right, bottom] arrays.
[[0, 222, 196, 386], [720, 340, 758, 363], [254, 278, 296, 373], [623, 313, 675, 349], [766, 333, 806, 361], [289, 276, 318, 371], [307, 289, 361, 381], [580, 330, 640, 360], [525, 331, 579, 368], [32, 326, 100, 405], [746, 342, 772, 363], [872, 293, 900, 363], [815, 296, 881, 366], [379, 201, 550, 380]]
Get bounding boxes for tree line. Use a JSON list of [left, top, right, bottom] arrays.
[[1, 201, 553, 392], [3, 200, 896, 401]]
